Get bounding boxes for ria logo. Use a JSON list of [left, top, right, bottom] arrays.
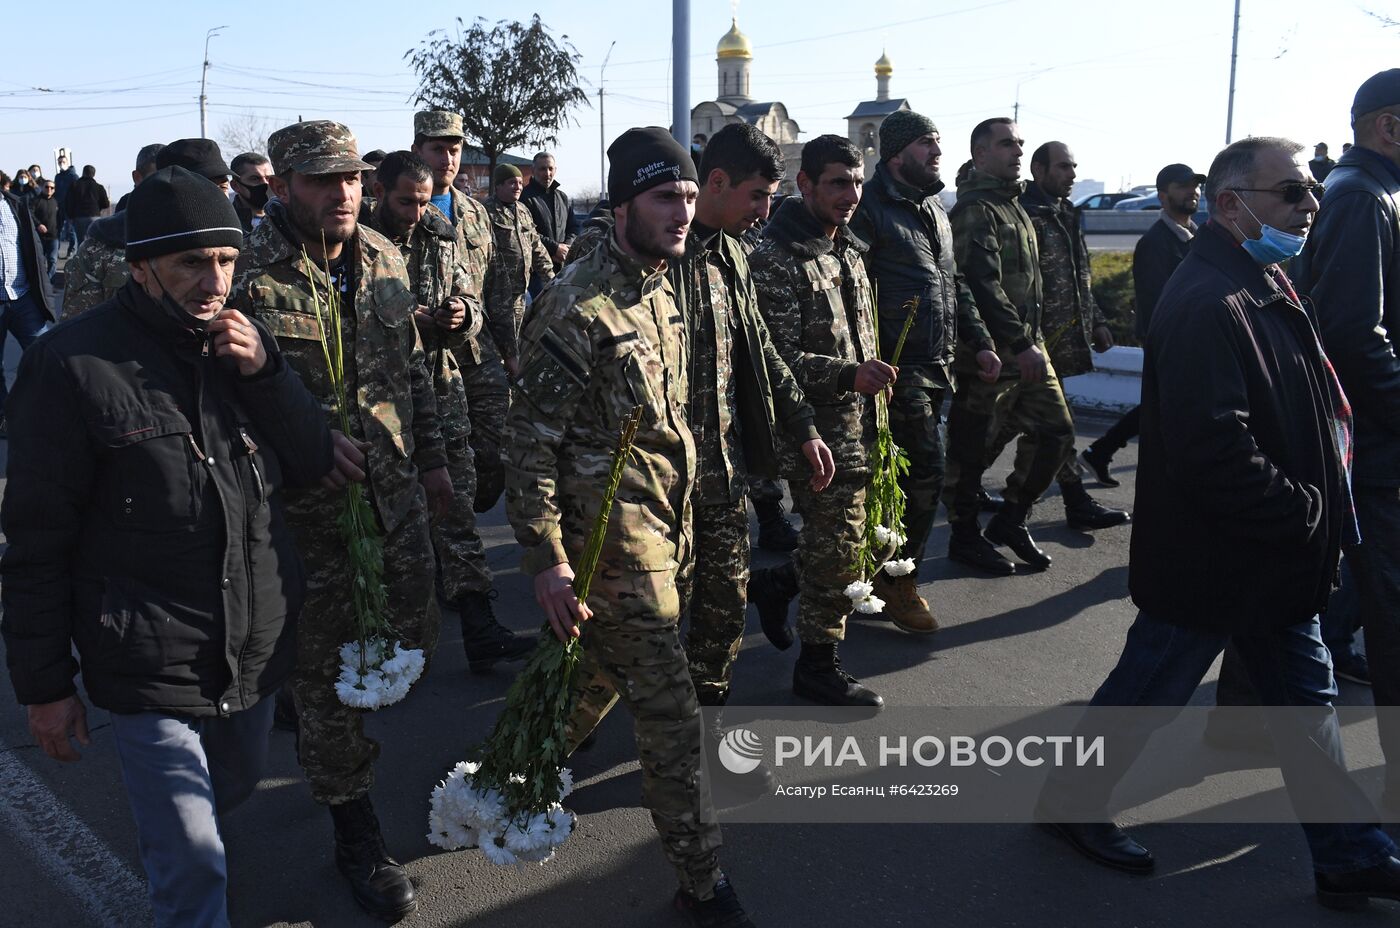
[[717, 728, 764, 775]]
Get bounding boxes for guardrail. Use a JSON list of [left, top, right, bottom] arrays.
[[1082, 210, 1159, 234]]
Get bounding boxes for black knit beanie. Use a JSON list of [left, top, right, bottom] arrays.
[[607, 127, 698, 206], [125, 166, 244, 262], [879, 110, 938, 161]]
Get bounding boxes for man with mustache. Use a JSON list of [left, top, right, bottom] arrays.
[[229, 120, 450, 921]]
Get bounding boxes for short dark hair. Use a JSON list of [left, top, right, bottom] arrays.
[[230, 152, 270, 176], [699, 123, 784, 186], [135, 143, 165, 176], [970, 117, 1014, 154], [533, 151, 555, 165], [1204, 136, 1303, 208], [375, 150, 433, 193], [82, 164, 96, 177], [1030, 142, 1062, 169], [800, 134, 862, 181]]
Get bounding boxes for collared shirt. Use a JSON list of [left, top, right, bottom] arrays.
[[0, 198, 30, 301], [1160, 212, 1198, 244]]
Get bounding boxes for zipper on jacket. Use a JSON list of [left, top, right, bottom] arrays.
[[239, 427, 266, 506]]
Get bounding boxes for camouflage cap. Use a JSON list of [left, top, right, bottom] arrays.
[[267, 120, 373, 176], [414, 110, 465, 141]]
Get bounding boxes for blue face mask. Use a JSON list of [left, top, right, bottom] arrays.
[[1232, 195, 1307, 264]]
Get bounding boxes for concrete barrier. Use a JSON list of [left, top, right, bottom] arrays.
[[1061, 346, 1141, 414], [1082, 210, 1159, 234]]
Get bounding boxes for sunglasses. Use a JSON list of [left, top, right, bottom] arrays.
[[1230, 181, 1324, 204]]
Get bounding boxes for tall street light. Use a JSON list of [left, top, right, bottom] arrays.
[[199, 25, 228, 139], [599, 40, 616, 200]]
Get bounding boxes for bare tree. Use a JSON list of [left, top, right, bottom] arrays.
[[218, 111, 277, 158], [405, 15, 589, 176]]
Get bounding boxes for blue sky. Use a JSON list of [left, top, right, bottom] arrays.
[[4, 0, 1398, 199]]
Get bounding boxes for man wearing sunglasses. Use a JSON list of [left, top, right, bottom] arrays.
[[1296, 68, 1400, 814]]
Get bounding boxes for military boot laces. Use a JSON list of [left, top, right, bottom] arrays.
[[329, 796, 417, 922], [458, 589, 537, 673], [984, 504, 1052, 570], [674, 875, 758, 928], [753, 497, 800, 552]]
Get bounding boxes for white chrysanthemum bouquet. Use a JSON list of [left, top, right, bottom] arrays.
[[305, 250, 424, 710], [428, 406, 644, 866]]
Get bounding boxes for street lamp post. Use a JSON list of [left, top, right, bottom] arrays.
[[672, 0, 690, 148], [599, 40, 615, 201], [199, 25, 228, 139], [1226, 0, 1241, 144]]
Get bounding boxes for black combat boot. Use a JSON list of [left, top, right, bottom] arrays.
[[1061, 479, 1130, 530], [947, 520, 1016, 575], [329, 795, 417, 922], [699, 697, 776, 808], [792, 641, 883, 708], [674, 874, 757, 928], [1080, 443, 1120, 487], [984, 502, 1052, 570], [753, 496, 800, 552], [747, 560, 799, 650], [457, 590, 537, 674]]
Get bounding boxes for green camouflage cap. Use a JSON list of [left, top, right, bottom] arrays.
[[267, 120, 373, 176], [414, 110, 465, 140]]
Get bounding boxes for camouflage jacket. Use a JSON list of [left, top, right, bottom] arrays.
[[750, 198, 877, 476], [671, 223, 819, 504], [564, 214, 613, 269], [229, 201, 446, 534], [366, 203, 483, 381], [951, 169, 1044, 378], [484, 196, 555, 326], [505, 234, 694, 578], [1019, 183, 1104, 379], [61, 213, 129, 320], [436, 187, 516, 363]]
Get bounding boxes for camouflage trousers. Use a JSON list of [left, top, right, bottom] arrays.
[[791, 472, 868, 645], [454, 336, 510, 514], [888, 381, 947, 564], [985, 402, 1084, 493], [682, 497, 752, 706], [747, 475, 786, 506], [942, 356, 1076, 523], [562, 562, 723, 898], [434, 352, 493, 599], [286, 494, 440, 806]]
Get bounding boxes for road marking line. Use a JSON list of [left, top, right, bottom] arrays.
[[0, 746, 152, 927]]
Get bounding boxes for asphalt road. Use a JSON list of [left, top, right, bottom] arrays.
[[3, 395, 1395, 928]]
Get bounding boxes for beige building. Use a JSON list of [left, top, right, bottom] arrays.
[[846, 51, 911, 181]]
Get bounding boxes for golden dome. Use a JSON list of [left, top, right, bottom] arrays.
[[717, 19, 752, 60], [875, 50, 893, 76]]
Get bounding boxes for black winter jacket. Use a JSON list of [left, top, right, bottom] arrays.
[[521, 178, 579, 256], [1294, 146, 1400, 486], [1132, 215, 1192, 340], [1, 283, 333, 715], [1131, 224, 1347, 634], [64, 176, 109, 219], [29, 194, 59, 244]]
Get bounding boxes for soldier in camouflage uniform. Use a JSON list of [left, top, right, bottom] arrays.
[[749, 135, 893, 709], [367, 150, 536, 672], [412, 111, 516, 513], [228, 121, 449, 921], [484, 163, 554, 336], [944, 118, 1077, 573], [564, 211, 612, 268], [984, 141, 1129, 531], [508, 127, 756, 928]]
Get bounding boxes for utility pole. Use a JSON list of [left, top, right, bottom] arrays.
[[1226, 0, 1241, 144], [199, 25, 228, 139], [599, 40, 615, 200], [672, 0, 690, 148]]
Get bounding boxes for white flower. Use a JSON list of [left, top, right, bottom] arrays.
[[873, 525, 893, 545], [882, 558, 916, 577], [843, 580, 874, 601], [854, 595, 885, 615], [481, 832, 521, 866], [557, 768, 574, 800]]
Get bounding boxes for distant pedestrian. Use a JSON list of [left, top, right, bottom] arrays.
[[29, 177, 59, 280], [62, 164, 109, 244], [520, 150, 580, 285], [0, 177, 56, 434], [1310, 141, 1337, 182]]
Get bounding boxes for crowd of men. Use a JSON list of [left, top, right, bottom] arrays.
[[5, 64, 1400, 927]]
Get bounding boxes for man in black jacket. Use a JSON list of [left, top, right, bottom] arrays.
[[1081, 162, 1203, 484], [0, 182, 56, 434], [1039, 137, 1400, 910], [521, 150, 579, 290], [63, 164, 110, 244], [1295, 68, 1400, 802], [29, 177, 60, 280], [1, 167, 341, 927]]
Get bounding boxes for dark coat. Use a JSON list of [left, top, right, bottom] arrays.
[[29, 193, 59, 243], [63, 176, 109, 219], [1130, 224, 1347, 634], [521, 178, 579, 256], [1, 283, 333, 715], [849, 160, 990, 388], [1132, 215, 1193, 339], [53, 166, 78, 217], [1, 190, 55, 321], [1020, 181, 1104, 378], [1294, 146, 1400, 487]]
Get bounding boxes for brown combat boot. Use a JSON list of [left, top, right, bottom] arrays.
[[871, 572, 939, 634]]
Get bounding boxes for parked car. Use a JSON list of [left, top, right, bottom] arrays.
[[1113, 192, 1161, 211], [1074, 191, 1142, 210]]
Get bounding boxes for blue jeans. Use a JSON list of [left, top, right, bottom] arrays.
[[1052, 610, 1394, 873], [1350, 485, 1400, 792], [110, 697, 275, 928], [41, 238, 58, 280], [0, 289, 49, 411]]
